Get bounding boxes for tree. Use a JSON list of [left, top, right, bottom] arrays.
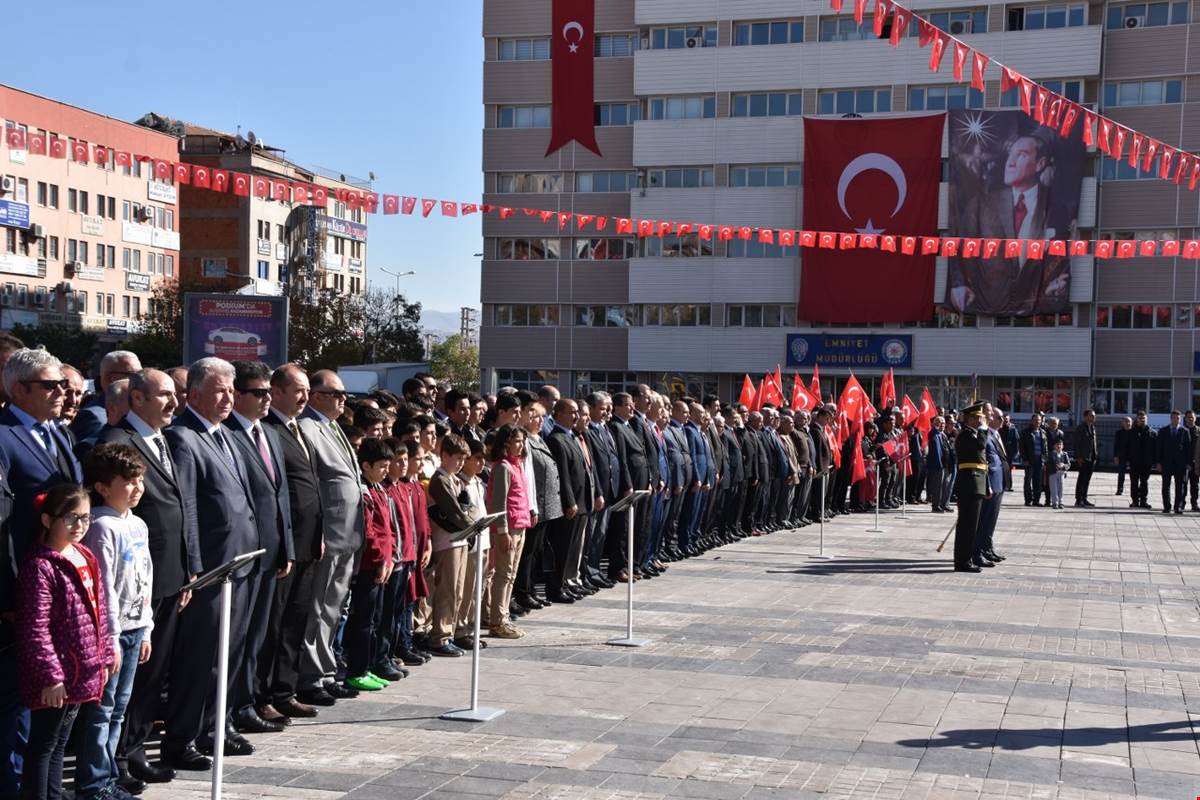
[[10, 323, 99, 371], [360, 288, 424, 364], [430, 335, 479, 391]]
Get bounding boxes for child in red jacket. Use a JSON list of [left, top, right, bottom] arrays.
[[342, 439, 395, 693], [17, 484, 114, 800]]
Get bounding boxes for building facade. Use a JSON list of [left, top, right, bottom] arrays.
[[479, 0, 1200, 436], [136, 115, 369, 299], [1, 85, 180, 341]]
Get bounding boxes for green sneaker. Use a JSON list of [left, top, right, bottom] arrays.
[[346, 675, 382, 691], [365, 672, 390, 688]]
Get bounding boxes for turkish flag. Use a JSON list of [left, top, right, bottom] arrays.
[[547, 0, 600, 157], [760, 375, 784, 408], [271, 179, 289, 201], [810, 364, 821, 404], [791, 374, 816, 412], [27, 133, 46, 155], [917, 387, 936, 447], [880, 368, 896, 411], [1094, 240, 1114, 259], [421, 199, 436, 217], [383, 195, 400, 214], [48, 137, 67, 158], [363, 193, 379, 213], [402, 196, 416, 214], [312, 186, 328, 207], [92, 146, 107, 165], [192, 165, 210, 187], [293, 183, 310, 204], [253, 177, 269, 198], [153, 160, 171, 181], [346, 192, 361, 210], [901, 395, 920, 428], [73, 141, 90, 163], [4, 128, 24, 150], [851, 425, 867, 484], [838, 373, 870, 428], [213, 170, 230, 192], [738, 375, 757, 409], [174, 163, 191, 184], [971, 51, 990, 91], [801, 116, 942, 323]]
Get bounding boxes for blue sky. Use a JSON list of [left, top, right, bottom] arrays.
[[4, 1, 484, 315]]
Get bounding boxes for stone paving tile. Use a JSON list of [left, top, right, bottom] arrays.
[[138, 475, 1200, 800]]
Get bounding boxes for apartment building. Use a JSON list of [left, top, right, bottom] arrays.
[[1, 85, 180, 341], [136, 114, 369, 298], [480, 0, 1200, 433]]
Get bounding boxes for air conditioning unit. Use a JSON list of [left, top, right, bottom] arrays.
[[640, 37, 650, 49], [948, 19, 972, 34], [1124, 15, 1144, 27], [29, 224, 44, 238], [138, 207, 153, 222], [0, 176, 12, 195], [685, 36, 703, 48]]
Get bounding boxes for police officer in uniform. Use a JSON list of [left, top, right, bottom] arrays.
[[953, 402, 990, 573]]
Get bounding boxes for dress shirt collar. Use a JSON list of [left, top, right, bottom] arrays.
[[125, 411, 159, 438], [307, 406, 331, 425], [551, 421, 571, 437], [8, 403, 42, 429], [230, 409, 258, 433], [1012, 184, 1038, 211], [270, 407, 297, 425], [186, 405, 222, 434]]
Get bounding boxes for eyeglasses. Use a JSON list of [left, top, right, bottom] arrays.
[[20, 379, 69, 392], [314, 389, 348, 400], [59, 512, 91, 527], [238, 387, 271, 398]]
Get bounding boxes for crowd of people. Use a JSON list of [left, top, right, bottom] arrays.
[[0, 332, 1191, 800]]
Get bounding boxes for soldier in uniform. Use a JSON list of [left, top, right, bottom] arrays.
[[953, 402, 990, 573]]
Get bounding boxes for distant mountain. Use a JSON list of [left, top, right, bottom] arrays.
[[421, 309, 469, 336]]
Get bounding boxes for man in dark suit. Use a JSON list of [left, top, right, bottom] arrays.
[[953, 404, 990, 573], [261, 364, 323, 720], [101, 369, 198, 786], [787, 409, 812, 526], [926, 416, 950, 512], [607, 392, 649, 582], [678, 403, 710, 555], [70, 349, 141, 447], [630, 386, 664, 574], [1019, 413, 1048, 506], [1156, 410, 1192, 515], [807, 409, 833, 523], [721, 409, 748, 533], [662, 401, 691, 559], [224, 361, 295, 735], [999, 414, 1020, 492], [545, 399, 588, 601], [583, 393, 618, 588], [163, 357, 261, 767], [1126, 411, 1156, 509], [701, 395, 726, 539], [974, 408, 1008, 568], [1072, 408, 1099, 507]]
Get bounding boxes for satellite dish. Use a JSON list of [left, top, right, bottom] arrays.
[[247, 131, 258, 146], [368, 171, 376, 181], [234, 134, 248, 149]]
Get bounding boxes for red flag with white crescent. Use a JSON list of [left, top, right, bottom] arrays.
[[253, 176, 270, 198], [4, 128, 25, 150], [546, 0, 600, 156], [174, 163, 191, 184], [72, 141, 90, 163], [48, 137, 67, 158], [27, 133, 46, 155], [210, 169, 227, 192], [312, 186, 328, 207], [383, 195, 399, 214]]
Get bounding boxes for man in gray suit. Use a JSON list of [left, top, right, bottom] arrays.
[[296, 370, 364, 706]]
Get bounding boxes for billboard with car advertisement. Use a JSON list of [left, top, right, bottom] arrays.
[[182, 293, 289, 366]]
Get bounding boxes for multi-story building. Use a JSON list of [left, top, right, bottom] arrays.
[[1, 85, 180, 341], [480, 0, 1200, 443], [136, 114, 369, 298]]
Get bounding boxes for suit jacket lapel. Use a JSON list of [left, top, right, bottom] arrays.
[[13, 424, 58, 475]]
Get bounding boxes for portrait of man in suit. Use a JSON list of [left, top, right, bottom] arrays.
[[946, 111, 1086, 317]]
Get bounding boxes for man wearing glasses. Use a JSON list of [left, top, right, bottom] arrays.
[[70, 350, 141, 445], [0, 348, 78, 797]]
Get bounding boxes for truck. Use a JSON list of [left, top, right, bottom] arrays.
[[337, 362, 430, 397]]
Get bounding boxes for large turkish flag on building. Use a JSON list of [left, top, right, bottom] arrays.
[[547, 0, 600, 156], [801, 115, 944, 323]]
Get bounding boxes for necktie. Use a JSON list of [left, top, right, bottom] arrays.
[[154, 435, 174, 478], [34, 424, 54, 454], [1013, 193, 1028, 237], [287, 420, 310, 461], [253, 424, 276, 483], [213, 428, 237, 472], [329, 420, 356, 464]]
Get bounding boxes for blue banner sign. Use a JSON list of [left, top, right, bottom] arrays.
[[786, 334, 913, 369], [0, 200, 30, 229]]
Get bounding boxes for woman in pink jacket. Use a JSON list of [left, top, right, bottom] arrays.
[[485, 424, 530, 639], [17, 484, 114, 800]]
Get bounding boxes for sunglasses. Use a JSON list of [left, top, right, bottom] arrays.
[[238, 387, 271, 398], [58, 512, 91, 527], [314, 389, 348, 400], [20, 379, 69, 392]]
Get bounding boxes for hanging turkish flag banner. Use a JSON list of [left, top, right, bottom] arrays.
[[153, 160, 172, 181], [1142, 139, 1159, 172], [383, 195, 399, 214], [916, 17, 935, 46], [1059, 103, 1080, 137], [312, 186, 328, 207], [191, 165, 209, 187], [401, 196, 416, 214], [971, 51, 990, 91], [1082, 111, 1096, 146], [27, 133, 46, 155], [1128, 133, 1145, 167], [93, 146, 108, 166], [1033, 86, 1050, 123], [1000, 66, 1022, 93], [230, 172, 248, 196], [1139, 239, 1158, 257], [212, 170, 230, 193], [1094, 240, 1114, 259], [48, 137, 66, 158], [855, 0, 870, 25], [72, 141, 89, 163], [929, 31, 949, 72], [293, 183, 310, 204], [4, 128, 24, 150], [872, 0, 890, 38], [801, 115, 943, 323], [173, 163, 190, 184], [546, 0, 600, 156], [1070, 239, 1089, 256], [1163, 240, 1181, 256], [420, 199, 436, 217], [952, 41, 970, 82], [889, 6, 911, 45], [363, 193, 379, 213], [252, 176, 269, 198], [1159, 146, 1176, 179], [1111, 126, 1128, 160], [271, 179, 290, 201]]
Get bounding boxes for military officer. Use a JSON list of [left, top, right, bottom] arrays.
[[953, 402, 990, 573]]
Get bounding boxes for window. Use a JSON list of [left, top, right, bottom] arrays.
[[594, 102, 640, 126], [1100, 158, 1159, 181], [643, 304, 712, 326], [573, 238, 638, 260], [1008, 3, 1087, 30], [995, 377, 1075, 415], [596, 33, 639, 57], [995, 309, 1075, 326], [497, 173, 564, 193], [733, 92, 805, 117], [105, 246, 115, 269], [493, 304, 560, 326], [48, 185, 58, 209], [1103, 79, 1183, 107], [727, 239, 801, 257], [497, 37, 551, 60], [96, 246, 106, 268], [817, 88, 891, 114], [122, 296, 131, 318], [132, 297, 141, 317], [575, 171, 637, 192], [67, 189, 77, 213], [131, 251, 141, 272], [909, 85, 983, 110], [819, 16, 876, 41], [731, 165, 803, 187], [257, 220, 271, 239], [32, 287, 46, 309], [16, 285, 26, 308], [497, 105, 551, 128], [35, 182, 46, 207], [105, 294, 114, 316], [643, 233, 714, 257], [496, 370, 559, 392], [79, 192, 88, 215], [1001, 78, 1084, 106], [496, 238, 561, 259], [647, 95, 717, 120], [920, 9, 989, 33], [648, 25, 717, 49], [258, 260, 270, 279], [726, 304, 798, 327], [574, 305, 641, 327], [733, 20, 805, 45], [575, 371, 638, 396], [165, 255, 174, 277], [48, 237, 58, 260], [1094, 304, 1175, 328], [1106, 1, 1189, 28], [1090, 378, 1171, 415], [94, 293, 103, 314], [645, 167, 714, 188]]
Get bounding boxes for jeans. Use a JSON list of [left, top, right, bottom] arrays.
[[76, 629, 143, 797], [0, 641, 29, 798], [21, 704, 79, 800], [1023, 462, 1044, 504]]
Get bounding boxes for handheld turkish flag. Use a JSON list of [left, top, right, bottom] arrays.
[[901, 395, 919, 428], [738, 375, 757, 409], [752, 378, 767, 413], [837, 374, 870, 431], [760, 374, 784, 408], [791, 374, 816, 412], [917, 387, 936, 446], [802, 116, 942, 323], [810, 364, 821, 404], [880, 368, 896, 411], [547, 0, 600, 157], [851, 425, 867, 484]]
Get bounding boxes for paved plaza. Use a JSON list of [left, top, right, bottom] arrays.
[[148, 473, 1200, 800]]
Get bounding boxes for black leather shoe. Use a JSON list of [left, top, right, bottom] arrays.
[[397, 648, 428, 666], [276, 697, 319, 718], [372, 661, 405, 680], [954, 564, 982, 573], [128, 757, 176, 783], [972, 558, 995, 568], [547, 592, 575, 604], [297, 687, 337, 706], [454, 636, 487, 650], [325, 682, 359, 699], [161, 745, 211, 772], [428, 642, 464, 657], [513, 594, 542, 611], [118, 773, 148, 795], [234, 710, 286, 734], [985, 551, 1006, 562]]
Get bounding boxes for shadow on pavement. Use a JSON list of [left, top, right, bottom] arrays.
[[768, 557, 954, 576], [898, 720, 1197, 750]]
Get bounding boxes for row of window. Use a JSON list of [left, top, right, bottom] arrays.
[[495, 166, 803, 194], [493, 304, 713, 328], [0, 283, 144, 319], [4, 230, 174, 276], [492, 236, 803, 260], [496, 35, 644, 61], [1095, 304, 1193, 328]]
